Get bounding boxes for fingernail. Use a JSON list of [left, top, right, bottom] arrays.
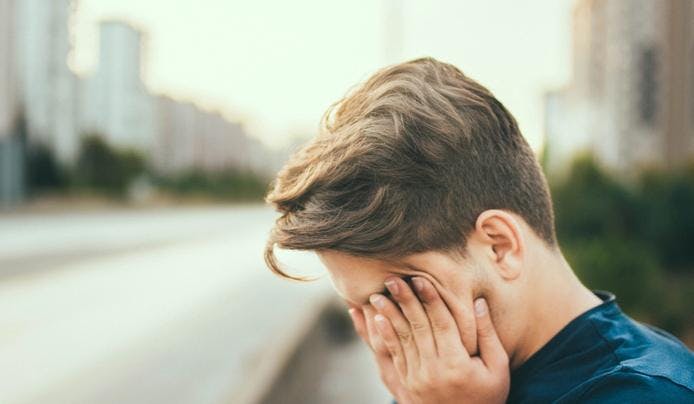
[[370, 294, 386, 309], [384, 278, 399, 295], [374, 314, 387, 325], [412, 277, 425, 293], [474, 298, 487, 317], [348, 308, 357, 317]]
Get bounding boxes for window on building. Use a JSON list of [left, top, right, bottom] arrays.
[[638, 46, 658, 126]]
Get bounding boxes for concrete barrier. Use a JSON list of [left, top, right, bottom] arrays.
[[232, 288, 338, 404], [255, 297, 392, 404]]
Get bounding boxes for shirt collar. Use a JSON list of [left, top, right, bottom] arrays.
[[510, 290, 620, 384]]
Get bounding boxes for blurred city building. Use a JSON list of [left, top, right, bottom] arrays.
[[154, 97, 199, 173], [15, 0, 79, 164], [544, 0, 694, 176], [153, 96, 256, 174], [1, 0, 280, 208], [0, 0, 25, 207], [80, 21, 156, 154], [76, 17, 279, 177], [195, 111, 250, 172]]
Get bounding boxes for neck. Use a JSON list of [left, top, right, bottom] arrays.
[[509, 248, 602, 370]]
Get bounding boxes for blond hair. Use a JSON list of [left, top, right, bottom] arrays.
[[264, 57, 556, 281]]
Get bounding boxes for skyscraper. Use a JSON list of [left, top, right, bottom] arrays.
[[15, 0, 79, 164], [80, 21, 155, 154], [544, 0, 694, 175]]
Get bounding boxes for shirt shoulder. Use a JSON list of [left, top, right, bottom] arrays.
[[560, 367, 694, 403], [509, 294, 694, 403], [588, 312, 694, 390]]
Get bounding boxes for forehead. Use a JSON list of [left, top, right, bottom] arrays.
[[316, 250, 436, 306], [317, 250, 400, 270]]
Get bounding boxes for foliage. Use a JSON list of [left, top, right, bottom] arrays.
[[71, 134, 147, 198], [22, 133, 271, 202], [551, 155, 694, 337], [154, 168, 270, 202], [25, 142, 68, 193], [635, 163, 694, 272]]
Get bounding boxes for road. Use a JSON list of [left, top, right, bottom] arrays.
[[0, 204, 390, 404]]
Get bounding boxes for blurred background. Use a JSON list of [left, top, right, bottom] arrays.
[[0, 0, 692, 403]]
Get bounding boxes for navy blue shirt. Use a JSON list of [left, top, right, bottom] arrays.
[[508, 291, 693, 403], [392, 291, 694, 403]]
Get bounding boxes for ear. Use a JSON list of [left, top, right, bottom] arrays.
[[473, 209, 525, 280]]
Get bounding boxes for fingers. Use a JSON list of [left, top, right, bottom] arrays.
[[437, 286, 478, 357], [373, 312, 408, 379], [382, 277, 437, 359], [363, 305, 389, 358], [364, 305, 408, 379], [411, 276, 467, 359], [369, 292, 421, 373], [347, 307, 370, 348], [474, 298, 509, 371]]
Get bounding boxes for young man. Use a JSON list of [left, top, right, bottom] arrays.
[[263, 57, 694, 403]]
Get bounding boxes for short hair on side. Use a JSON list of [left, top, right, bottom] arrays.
[[264, 56, 557, 281]]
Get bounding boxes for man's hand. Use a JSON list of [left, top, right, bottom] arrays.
[[347, 276, 509, 404], [349, 304, 410, 400]]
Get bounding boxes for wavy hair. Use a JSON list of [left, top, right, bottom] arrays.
[[264, 57, 557, 281]]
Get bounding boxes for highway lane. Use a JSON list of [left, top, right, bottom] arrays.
[[0, 204, 343, 404]]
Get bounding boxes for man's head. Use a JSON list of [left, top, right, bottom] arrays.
[[263, 57, 560, 359]]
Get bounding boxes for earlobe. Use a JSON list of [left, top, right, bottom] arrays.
[[475, 210, 524, 280]]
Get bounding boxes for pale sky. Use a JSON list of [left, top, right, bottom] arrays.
[[71, 0, 576, 151]]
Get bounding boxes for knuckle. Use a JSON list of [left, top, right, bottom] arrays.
[[448, 373, 467, 388], [373, 341, 389, 355], [409, 320, 428, 333], [430, 319, 450, 333], [385, 344, 399, 358], [443, 355, 465, 370], [396, 329, 413, 344], [409, 368, 441, 394], [421, 367, 440, 388], [420, 287, 438, 302], [478, 323, 494, 337]]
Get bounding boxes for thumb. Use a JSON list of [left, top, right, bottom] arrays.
[[474, 298, 509, 371]]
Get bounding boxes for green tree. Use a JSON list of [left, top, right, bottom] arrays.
[[25, 142, 67, 193], [73, 134, 146, 197], [552, 154, 638, 243], [551, 154, 693, 340], [636, 164, 694, 272]]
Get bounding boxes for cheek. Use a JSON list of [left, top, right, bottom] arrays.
[[487, 297, 513, 350], [325, 270, 356, 303]]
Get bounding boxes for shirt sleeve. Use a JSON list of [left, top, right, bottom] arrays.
[[573, 369, 694, 403]]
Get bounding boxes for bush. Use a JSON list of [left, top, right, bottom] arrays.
[[635, 164, 694, 272], [72, 134, 147, 198], [25, 142, 68, 193], [551, 154, 693, 339], [154, 168, 270, 202], [552, 154, 638, 243], [562, 238, 663, 319]]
